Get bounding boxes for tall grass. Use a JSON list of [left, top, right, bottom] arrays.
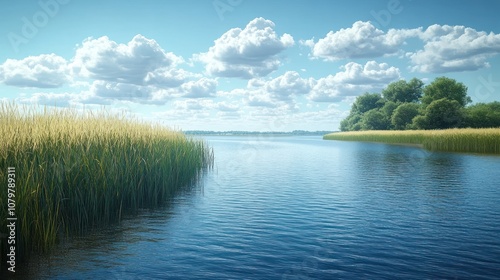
[[0, 103, 213, 259], [323, 128, 500, 154]]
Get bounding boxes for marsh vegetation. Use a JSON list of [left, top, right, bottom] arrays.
[[0, 103, 213, 259], [324, 128, 500, 154]]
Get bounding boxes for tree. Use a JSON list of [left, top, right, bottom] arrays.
[[380, 101, 399, 130], [422, 77, 471, 107], [411, 115, 429, 130], [391, 103, 421, 130], [340, 113, 362, 131], [424, 98, 464, 129], [463, 102, 500, 128], [337, 77, 476, 131], [381, 101, 398, 118], [361, 109, 389, 130], [352, 93, 384, 114], [382, 78, 424, 103]]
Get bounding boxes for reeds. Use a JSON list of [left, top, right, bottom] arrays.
[[0, 103, 213, 258], [323, 128, 500, 154]]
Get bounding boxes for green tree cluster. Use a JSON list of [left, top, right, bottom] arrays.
[[340, 77, 500, 131]]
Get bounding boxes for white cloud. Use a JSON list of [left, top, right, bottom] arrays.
[[246, 90, 277, 108], [18, 92, 76, 107], [8, 21, 500, 132], [70, 35, 183, 85], [307, 21, 419, 60], [153, 100, 244, 130], [299, 39, 315, 49], [198, 17, 294, 79], [292, 104, 347, 125], [156, 100, 239, 122], [223, 63, 399, 106], [333, 61, 401, 84], [0, 54, 68, 88], [153, 99, 346, 131], [173, 99, 215, 111], [181, 78, 218, 98], [265, 71, 313, 97], [410, 24, 500, 72], [155, 99, 217, 123], [144, 68, 191, 88], [242, 71, 312, 108], [309, 61, 401, 102], [216, 101, 240, 112], [17, 90, 118, 107], [86, 80, 169, 105], [90, 80, 152, 100], [65, 34, 219, 104], [239, 103, 347, 132], [306, 21, 500, 73], [215, 111, 241, 120]]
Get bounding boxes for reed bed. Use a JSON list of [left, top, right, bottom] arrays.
[[0, 103, 213, 259], [323, 128, 500, 154]]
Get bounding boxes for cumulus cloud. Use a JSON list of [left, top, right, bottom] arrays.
[[409, 24, 500, 72], [18, 92, 76, 107], [246, 90, 277, 108], [51, 34, 222, 105], [283, 104, 348, 129], [216, 101, 240, 112], [9, 21, 500, 131], [306, 21, 420, 60], [181, 78, 218, 98], [144, 68, 191, 88], [226, 63, 399, 106], [265, 71, 313, 96], [309, 61, 401, 102], [152, 99, 245, 129], [305, 21, 500, 73], [90, 80, 153, 100], [173, 99, 214, 111], [70, 35, 183, 85], [85, 80, 173, 105], [0, 54, 68, 88], [155, 99, 217, 122], [241, 71, 313, 108], [17, 90, 118, 107], [333, 61, 401, 84], [198, 17, 294, 79]]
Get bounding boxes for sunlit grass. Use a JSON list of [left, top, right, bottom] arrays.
[[323, 128, 500, 154], [0, 102, 213, 258]]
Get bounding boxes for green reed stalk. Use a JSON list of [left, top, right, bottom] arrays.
[[0, 103, 213, 260]]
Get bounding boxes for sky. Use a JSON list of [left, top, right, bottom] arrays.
[[1, 0, 500, 132]]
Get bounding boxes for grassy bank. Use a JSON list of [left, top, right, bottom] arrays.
[[0, 103, 213, 259], [323, 128, 500, 154]]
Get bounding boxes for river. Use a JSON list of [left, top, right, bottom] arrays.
[[9, 136, 500, 279]]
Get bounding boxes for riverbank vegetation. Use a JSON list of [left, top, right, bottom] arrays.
[[329, 76, 500, 154], [0, 103, 213, 260], [324, 128, 500, 154], [340, 77, 500, 131]]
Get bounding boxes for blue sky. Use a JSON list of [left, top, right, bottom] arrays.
[[1, 0, 500, 131]]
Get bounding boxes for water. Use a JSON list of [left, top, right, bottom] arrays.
[[8, 136, 500, 279]]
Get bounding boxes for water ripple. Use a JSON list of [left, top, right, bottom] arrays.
[[18, 137, 500, 280]]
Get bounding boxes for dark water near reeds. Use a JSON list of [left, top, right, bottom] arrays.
[[7, 136, 500, 279]]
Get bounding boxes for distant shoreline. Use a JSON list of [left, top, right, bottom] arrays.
[[184, 130, 333, 136]]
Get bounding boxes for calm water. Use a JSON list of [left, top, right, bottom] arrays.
[[10, 136, 500, 279]]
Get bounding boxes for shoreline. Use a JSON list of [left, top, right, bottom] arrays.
[[323, 128, 500, 155]]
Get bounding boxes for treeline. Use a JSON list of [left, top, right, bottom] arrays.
[[340, 77, 500, 131]]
